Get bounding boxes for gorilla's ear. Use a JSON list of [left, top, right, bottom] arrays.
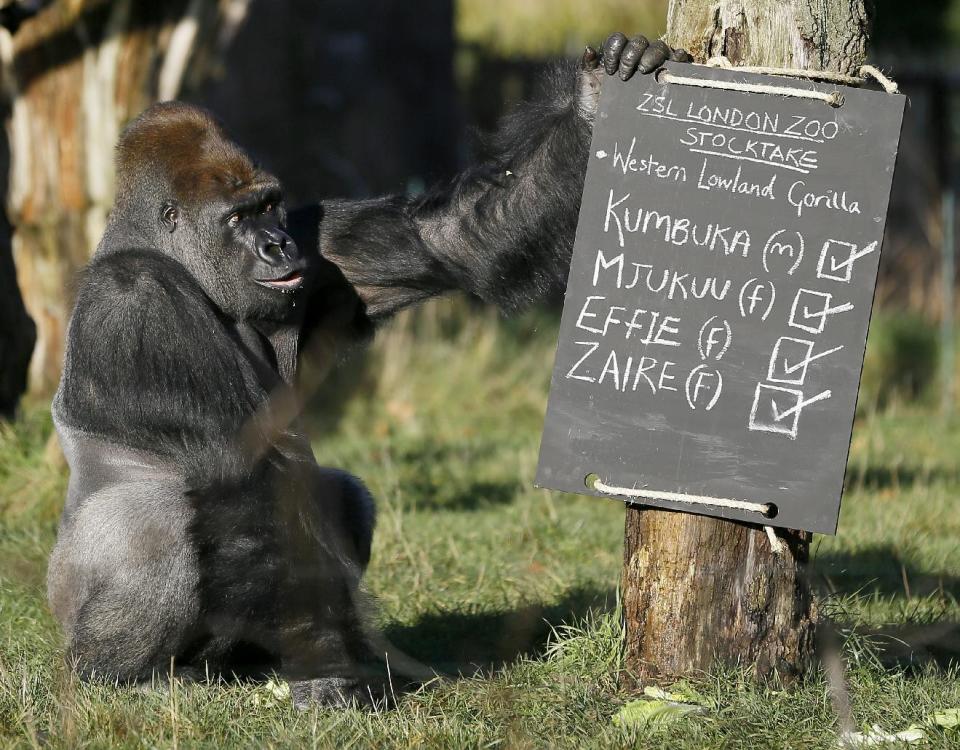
[[160, 202, 179, 233]]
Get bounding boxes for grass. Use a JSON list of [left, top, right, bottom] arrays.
[[1, 298, 959, 748]]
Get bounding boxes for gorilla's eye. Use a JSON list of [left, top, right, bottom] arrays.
[[263, 203, 274, 214], [227, 212, 242, 227]]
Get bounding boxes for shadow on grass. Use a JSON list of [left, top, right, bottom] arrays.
[[382, 440, 525, 511], [382, 585, 617, 677], [813, 545, 959, 599], [405, 479, 523, 511], [813, 545, 960, 670], [858, 621, 960, 671], [843, 463, 960, 490]]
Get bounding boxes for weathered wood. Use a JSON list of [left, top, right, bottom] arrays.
[[623, 511, 817, 682], [1, 0, 250, 397], [666, 0, 870, 75], [621, 0, 870, 685]]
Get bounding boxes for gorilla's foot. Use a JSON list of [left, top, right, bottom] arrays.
[[289, 677, 389, 710]]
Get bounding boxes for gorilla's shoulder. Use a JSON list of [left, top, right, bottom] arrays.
[[67, 248, 231, 370], [81, 249, 209, 309], [61, 247, 257, 452]]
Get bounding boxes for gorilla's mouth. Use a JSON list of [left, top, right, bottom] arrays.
[[255, 271, 305, 291]]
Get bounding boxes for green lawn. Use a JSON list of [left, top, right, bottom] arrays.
[[1, 300, 959, 748]]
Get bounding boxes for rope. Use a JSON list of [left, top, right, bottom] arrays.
[[592, 478, 785, 555], [660, 68, 844, 107], [765, 525, 786, 554], [705, 56, 899, 93], [657, 56, 900, 107], [858, 64, 900, 94], [593, 478, 773, 515]]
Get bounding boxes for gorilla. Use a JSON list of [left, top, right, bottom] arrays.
[[47, 35, 688, 707]]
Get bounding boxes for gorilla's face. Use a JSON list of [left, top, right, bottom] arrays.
[[163, 179, 307, 322], [106, 101, 312, 324]]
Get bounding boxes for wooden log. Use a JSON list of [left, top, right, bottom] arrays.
[[621, 0, 871, 685]]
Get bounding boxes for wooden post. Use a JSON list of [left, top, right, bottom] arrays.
[[621, 0, 871, 685]]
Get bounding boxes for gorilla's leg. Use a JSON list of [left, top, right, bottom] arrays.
[[47, 480, 201, 683], [270, 468, 382, 708], [281, 609, 390, 709], [311, 467, 375, 571]]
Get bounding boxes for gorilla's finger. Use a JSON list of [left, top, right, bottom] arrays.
[[618, 35, 649, 81], [639, 39, 671, 74], [581, 45, 600, 71], [602, 32, 628, 75], [670, 47, 694, 63]]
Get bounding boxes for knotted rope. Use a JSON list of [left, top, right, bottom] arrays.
[[656, 55, 899, 108], [591, 478, 786, 554]]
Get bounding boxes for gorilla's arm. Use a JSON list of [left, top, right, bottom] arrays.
[[303, 37, 688, 322], [58, 249, 264, 472], [313, 60, 588, 319]]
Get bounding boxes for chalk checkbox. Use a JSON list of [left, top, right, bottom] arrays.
[[748, 383, 833, 439], [749, 383, 804, 438], [767, 337, 816, 385], [816, 239, 878, 283], [789, 289, 831, 333], [767, 337, 844, 386], [788, 289, 854, 334]]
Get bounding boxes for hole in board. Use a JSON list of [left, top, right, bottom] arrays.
[[762, 503, 779, 519], [584, 473, 600, 490]]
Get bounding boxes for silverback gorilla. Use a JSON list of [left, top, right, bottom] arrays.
[[48, 35, 689, 707]]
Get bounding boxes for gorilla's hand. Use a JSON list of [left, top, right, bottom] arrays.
[[577, 33, 693, 120]]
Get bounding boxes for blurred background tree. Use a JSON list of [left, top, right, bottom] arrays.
[[0, 0, 251, 404]]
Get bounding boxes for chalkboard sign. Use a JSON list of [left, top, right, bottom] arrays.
[[536, 62, 905, 534]]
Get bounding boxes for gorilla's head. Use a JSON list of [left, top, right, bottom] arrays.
[[109, 102, 305, 322]]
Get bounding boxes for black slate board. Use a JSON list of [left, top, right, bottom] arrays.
[[535, 62, 905, 534]]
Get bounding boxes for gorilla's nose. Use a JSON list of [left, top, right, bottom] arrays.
[[255, 227, 298, 266]]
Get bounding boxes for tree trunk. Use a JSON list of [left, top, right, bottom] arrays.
[[667, 0, 870, 75], [0, 0, 250, 398], [621, 0, 870, 685]]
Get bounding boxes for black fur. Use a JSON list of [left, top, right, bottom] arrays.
[[60, 250, 262, 470], [306, 61, 591, 321], [49, 103, 379, 705]]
